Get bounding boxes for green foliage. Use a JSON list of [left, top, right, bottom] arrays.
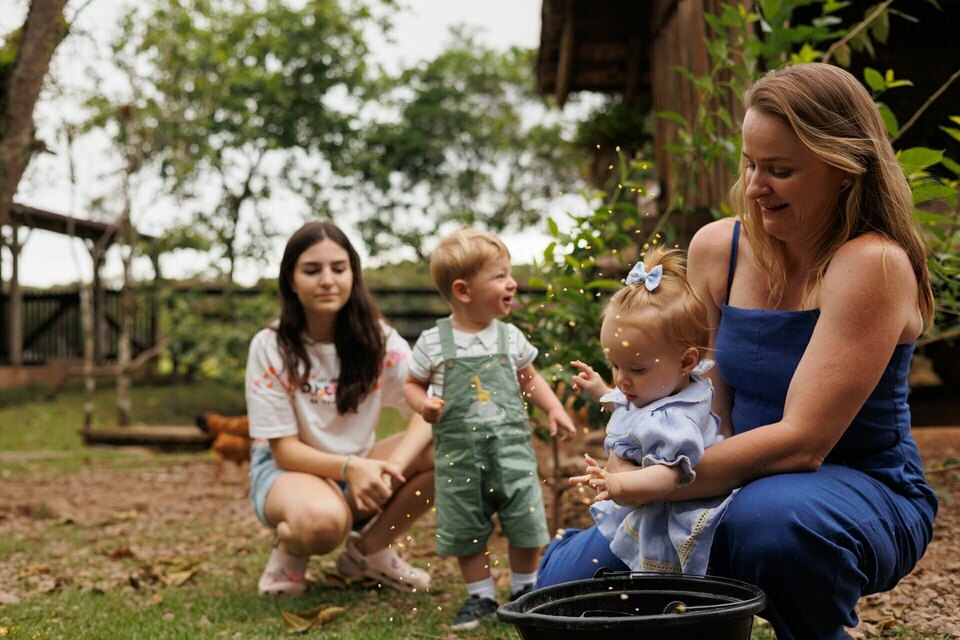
[[862, 66, 960, 343], [94, 0, 393, 282], [900, 123, 960, 341], [162, 287, 277, 386], [574, 97, 654, 161], [137, 0, 382, 185], [666, 1, 960, 344], [342, 28, 583, 258], [0, 26, 21, 117], [660, 3, 758, 223], [514, 155, 655, 428]]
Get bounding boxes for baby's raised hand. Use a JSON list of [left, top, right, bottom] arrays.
[[570, 360, 611, 402], [420, 397, 445, 423], [569, 453, 616, 501]]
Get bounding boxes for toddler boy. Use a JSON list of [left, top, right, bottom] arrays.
[[404, 228, 575, 630]]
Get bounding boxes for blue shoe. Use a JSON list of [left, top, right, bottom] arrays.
[[450, 595, 499, 631]]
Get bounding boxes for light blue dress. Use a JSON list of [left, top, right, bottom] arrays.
[[589, 365, 734, 575]]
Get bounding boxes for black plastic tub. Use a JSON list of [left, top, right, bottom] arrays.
[[497, 570, 765, 640]]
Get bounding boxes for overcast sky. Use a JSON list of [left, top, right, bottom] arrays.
[[3, 0, 588, 288]]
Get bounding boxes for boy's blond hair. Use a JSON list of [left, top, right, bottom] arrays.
[[603, 246, 711, 354], [430, 228, 511, 303]]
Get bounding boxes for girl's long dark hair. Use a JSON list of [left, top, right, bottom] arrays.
[[276, 221, 385, 414]]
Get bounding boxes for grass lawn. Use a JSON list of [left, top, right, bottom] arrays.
[[0, 380, 950, 639]]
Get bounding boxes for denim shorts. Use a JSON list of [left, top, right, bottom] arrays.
[[249, 441, 285, 527], [248, 440, 371, 531]]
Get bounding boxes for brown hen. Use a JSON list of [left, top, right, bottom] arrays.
[[196, 412, 252, 486]]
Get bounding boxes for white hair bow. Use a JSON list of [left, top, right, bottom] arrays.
[[625, 262, 663, 291]]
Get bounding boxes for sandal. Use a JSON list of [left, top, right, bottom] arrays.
[[335, 532, 430, 592], [257, 538, 308, 597]]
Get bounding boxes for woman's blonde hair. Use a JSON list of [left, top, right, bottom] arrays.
[[604, 246, 711, 354], [732, 62, 934, 325]]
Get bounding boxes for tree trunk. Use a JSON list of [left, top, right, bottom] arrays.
[[0, 0, 70, 225]]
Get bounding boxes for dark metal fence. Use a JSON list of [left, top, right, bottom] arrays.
[[0, 289, 156, 365], [0, 285, 459, 365]]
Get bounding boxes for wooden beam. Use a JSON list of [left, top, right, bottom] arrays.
[[624, 36, 643, 105], [554, 0, 575, 105]]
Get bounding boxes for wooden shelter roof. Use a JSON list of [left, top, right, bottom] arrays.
[[536, 0, 654, 106], [536, 0, 960, 154], [8, 203, 155, 245]]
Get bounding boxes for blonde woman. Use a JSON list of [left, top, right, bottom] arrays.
[[537, 63, 937, 640]]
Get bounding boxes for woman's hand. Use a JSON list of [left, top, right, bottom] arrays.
[[344, 456, 406, 513], [570, 361, 612, 402]]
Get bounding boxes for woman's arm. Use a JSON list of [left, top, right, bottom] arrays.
[[385, 412, 433, 474], [270, 436, 403, 513], [687, 219, 736, 437], [668, 233, 920, 502]]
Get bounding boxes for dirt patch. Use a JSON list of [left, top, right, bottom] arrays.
[[0, 458, 262, 605], [859, 427, 960, 639], [1, 427, 958, 637]]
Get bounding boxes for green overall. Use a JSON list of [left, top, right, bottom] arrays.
[[432, 318, 550, 557]]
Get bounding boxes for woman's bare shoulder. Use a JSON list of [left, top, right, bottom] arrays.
[[829, 233, 915, 288], [688, 218, 739, 304], [822, 233, 918, 328], [688, 217, 739, 262]]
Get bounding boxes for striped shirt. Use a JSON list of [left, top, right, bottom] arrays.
[[408, 318, 537, 399]]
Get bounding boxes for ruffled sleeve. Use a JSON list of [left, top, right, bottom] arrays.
[[607, 407, 707, 487]]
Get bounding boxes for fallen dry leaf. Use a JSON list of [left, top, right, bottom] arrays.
[[280, 610, 313, 633], [103, 510, 139, 525], [108, 547, 134, 560], [322, 570, 378, 590], [17, 564, 50, 579], [158, 569, 196, 587], [280, 605, 347, 633]]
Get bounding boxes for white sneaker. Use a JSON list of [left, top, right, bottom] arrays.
[[257, 538, 308, 597], [336, 532, 430, 592]]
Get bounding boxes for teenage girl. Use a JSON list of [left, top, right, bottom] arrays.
[[245, 221, 434, 596]]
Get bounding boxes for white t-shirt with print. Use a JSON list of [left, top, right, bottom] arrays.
[[408, 318, 537, 398], [245, 321, 412, 457]]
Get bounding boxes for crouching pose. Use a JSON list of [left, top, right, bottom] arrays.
[[246, 221, 434, 597]]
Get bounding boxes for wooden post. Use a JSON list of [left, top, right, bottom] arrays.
[[90, 243, 107, 364], [8, 225, 23, 366], [80, 283, 96, 429], [554, 0, 575, 106]]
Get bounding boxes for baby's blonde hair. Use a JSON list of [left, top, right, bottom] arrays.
[[603, 246, 711, 354], [430, 228, 511, 303]]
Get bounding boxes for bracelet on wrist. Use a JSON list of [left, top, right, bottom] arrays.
[[340, 454, 356, 480]]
